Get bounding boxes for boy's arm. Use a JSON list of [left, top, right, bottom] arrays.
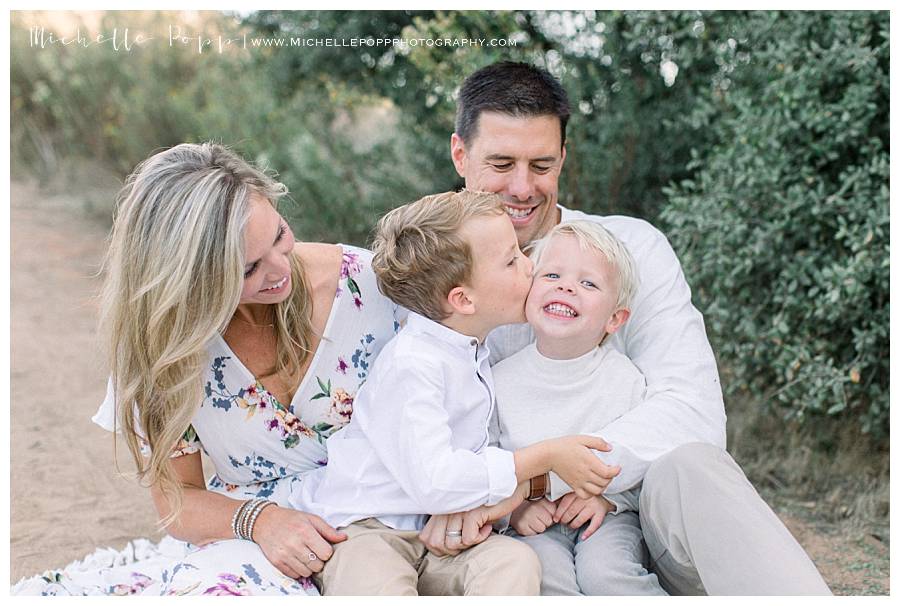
[[360, 355, 615, 515], [552, 221, 727, 497]]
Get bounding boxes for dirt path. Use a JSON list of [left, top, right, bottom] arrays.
[[8, 179, 888, 593], [10, 180, 161, 583]]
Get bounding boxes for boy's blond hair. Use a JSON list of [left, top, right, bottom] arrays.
[[528, 220, 639, 309], [372, 190, 506, 321]]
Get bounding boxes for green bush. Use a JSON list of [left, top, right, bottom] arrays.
[[12, 11, 889, 443], [661, 11, 889, 440]]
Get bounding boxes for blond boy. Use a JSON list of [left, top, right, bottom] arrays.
[[291, 192, 613, 595], [492, 220, 665, 595]]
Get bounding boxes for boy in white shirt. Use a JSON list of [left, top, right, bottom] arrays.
[[292, 191, 616, 595], [492, 220, 667, 595]]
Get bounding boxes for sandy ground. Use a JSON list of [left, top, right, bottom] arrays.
[[10, 180, 161, 583], [8, 179, 889, 593]]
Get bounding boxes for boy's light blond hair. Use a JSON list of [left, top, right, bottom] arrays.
[[372, 190, 506, 321], [528, 220, 639, 309]]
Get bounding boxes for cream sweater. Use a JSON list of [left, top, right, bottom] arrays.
[[490, 342, 645, 512]]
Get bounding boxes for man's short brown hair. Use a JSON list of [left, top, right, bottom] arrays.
[[371, 190, 506, 321]]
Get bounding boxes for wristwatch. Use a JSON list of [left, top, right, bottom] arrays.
[[527, 472, 549, 501]]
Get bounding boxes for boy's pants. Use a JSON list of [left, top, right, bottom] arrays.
[[313, 517, 541, 595], [510, 511, 667, 596]]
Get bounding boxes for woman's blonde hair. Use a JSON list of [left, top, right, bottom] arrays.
[[527, 220, 639, 310], [99, 143, 313, 526], [371, 190, 505, 321]]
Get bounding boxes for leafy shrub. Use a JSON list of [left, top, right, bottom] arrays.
[[661, 11, 889, 440]]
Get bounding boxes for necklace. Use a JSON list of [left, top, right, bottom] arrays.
[[230, 315, 275, 328]]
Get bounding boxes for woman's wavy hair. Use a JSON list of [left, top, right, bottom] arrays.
[[99, 142, 313, 526]]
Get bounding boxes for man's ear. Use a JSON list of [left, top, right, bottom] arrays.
[[559, 143, 567, 172], [450, 133, 467, 178], [605, 308, 630, 335], [447, 285, 475, 316]]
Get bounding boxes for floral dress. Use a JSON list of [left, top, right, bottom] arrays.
[[15, 245, 403, 596]]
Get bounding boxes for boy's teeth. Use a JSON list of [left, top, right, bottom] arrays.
[[545, 303, 577, 317], [505, 206, 533, 219]]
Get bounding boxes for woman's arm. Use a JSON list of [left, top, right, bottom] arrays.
[[150, 453, 346, 579]]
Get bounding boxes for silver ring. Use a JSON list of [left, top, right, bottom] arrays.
[[445, 530, 462, 537], [308, 552, 318, 561]]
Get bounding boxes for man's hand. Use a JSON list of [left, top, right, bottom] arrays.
[[419, 512, 472, 557], [547, 435, 620, 498], [459, 482, 529, 544], [553, 493, 615, 541], [418, 483, 530, 555], [510, 498, 556, 536]]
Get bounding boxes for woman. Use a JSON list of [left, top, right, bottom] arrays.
[[88, 142, 403, 595]]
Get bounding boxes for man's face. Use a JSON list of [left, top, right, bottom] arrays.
[[451, 111, 566, 249]]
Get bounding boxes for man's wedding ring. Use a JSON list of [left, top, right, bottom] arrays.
[[308, 553, 318, 561], [445, 530, 462, 537]]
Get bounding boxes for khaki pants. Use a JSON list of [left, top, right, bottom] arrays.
[[639, 442, 832, 595], [314, 518, 541, 596]]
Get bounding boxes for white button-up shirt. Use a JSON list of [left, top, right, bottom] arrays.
[[292, 312, 518, 530], [487, 206, 727, 499]]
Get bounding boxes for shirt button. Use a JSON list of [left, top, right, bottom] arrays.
[[470, 339, 478, 346]]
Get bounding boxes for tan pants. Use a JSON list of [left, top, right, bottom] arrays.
[[314, 518, 541, 595]]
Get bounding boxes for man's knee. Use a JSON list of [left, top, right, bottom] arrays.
[[641, 442, 735, 508]]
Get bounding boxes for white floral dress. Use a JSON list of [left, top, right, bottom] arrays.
[[14, 245, 403, 596]]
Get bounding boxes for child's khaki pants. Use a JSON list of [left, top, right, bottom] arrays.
[[313, 517, 541, 595]]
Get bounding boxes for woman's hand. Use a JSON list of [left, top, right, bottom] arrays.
[[251, 505, 347, 579], [510, 498, 556, 536], [552, 493, 614, 541], [546, 435, 620, 499]]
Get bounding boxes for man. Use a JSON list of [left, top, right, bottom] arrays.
[[449, 61, 830, 596]]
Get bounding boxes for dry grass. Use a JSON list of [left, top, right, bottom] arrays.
[[726, 392, 889, 595]]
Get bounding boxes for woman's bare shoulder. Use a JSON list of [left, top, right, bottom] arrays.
[[294, 242, 342, 289]]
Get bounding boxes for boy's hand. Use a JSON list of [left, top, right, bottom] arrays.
[[510, 498, 556, 536], [548, 435, 620, 499], [553, 493, 615, 541]]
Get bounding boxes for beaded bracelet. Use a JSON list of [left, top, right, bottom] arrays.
[[232, 498, 274, 541], [247, 500, 276, 542], [231, 499, 252, 539]]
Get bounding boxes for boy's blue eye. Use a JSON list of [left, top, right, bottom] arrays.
[[544, 273, 559, 279], [582, 280, 597, 288]]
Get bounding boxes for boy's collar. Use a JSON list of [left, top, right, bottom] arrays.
[[406, 312, 483, 351]]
